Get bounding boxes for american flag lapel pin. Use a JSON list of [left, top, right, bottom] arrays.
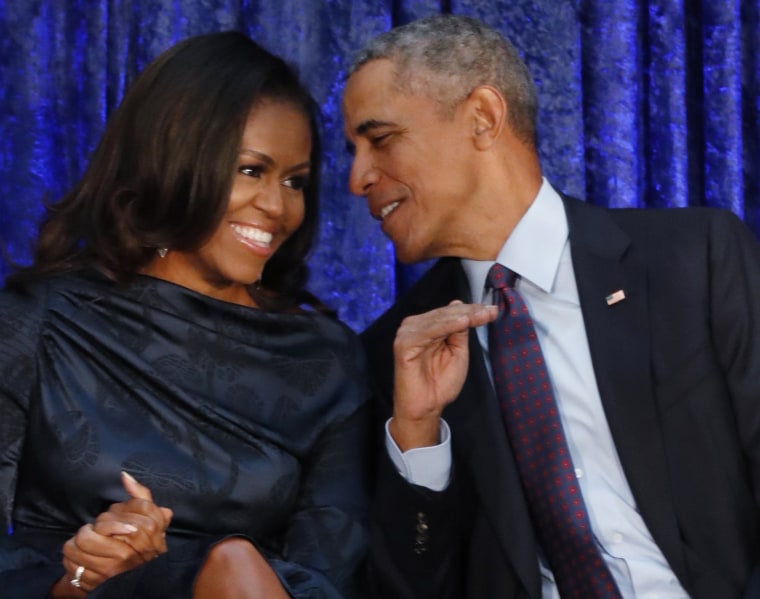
[[605, 289, 626, 306]]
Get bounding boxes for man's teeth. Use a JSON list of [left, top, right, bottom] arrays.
[[231, 224, 273, 246], [381, 201, 400, 219]]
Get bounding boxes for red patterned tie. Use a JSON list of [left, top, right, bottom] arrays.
[[486, 263, 622, 599]]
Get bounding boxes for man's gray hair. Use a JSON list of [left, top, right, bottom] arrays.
[[349, 14, 538, 146]]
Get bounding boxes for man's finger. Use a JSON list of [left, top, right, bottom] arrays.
[[395, 303, 497, 354]]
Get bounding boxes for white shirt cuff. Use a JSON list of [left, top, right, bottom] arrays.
[[384, 418, 452, 491]]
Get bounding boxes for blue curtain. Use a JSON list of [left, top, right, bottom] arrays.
[[1, 0, 758, 332]]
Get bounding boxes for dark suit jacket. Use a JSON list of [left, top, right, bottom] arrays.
[[362, 195, 760, 599]]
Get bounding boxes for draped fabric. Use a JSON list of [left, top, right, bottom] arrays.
[[1, 0, 758, 332], [0, 269, 370, 597]]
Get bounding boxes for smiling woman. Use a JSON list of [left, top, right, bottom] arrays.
[[142, 100, 312, 307], [0, 31, 370, 599]]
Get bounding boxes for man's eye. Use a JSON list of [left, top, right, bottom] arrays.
[[370, 134, 391, 147], [283, 175, 310, 191], [239, 165, 263, 178]]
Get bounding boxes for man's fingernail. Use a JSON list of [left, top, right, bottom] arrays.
[[124, 523, 138, 533], [121, 470, 137, 483]]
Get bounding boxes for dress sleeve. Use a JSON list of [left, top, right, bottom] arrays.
[[0, 283, 64, 596], [0, 283, 46, 531], [264, 347, 372, 599]]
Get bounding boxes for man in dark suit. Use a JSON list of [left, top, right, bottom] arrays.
[[342, 14, 760, 599]]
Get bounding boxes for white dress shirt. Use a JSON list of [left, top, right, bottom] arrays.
[[386, 179, 689, 599]]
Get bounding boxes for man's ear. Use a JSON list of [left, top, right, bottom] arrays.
[[468, 86, 507, 150]]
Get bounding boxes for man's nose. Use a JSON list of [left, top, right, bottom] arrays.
[[348, 149, 378, 197]]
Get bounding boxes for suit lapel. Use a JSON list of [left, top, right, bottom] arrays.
[[563, 197, 688, 582], [412, 260, 541, 597]]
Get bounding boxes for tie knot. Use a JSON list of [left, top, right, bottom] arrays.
[[486, 263, 518, 291]]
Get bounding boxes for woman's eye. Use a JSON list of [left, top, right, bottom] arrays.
[[239, 165, 263, 178], [283, 175, 310, 191]]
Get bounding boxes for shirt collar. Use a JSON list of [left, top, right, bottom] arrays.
[[462, 178, 568, 302]]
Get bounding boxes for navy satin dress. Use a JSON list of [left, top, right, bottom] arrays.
[[0, 271, 370, 598]]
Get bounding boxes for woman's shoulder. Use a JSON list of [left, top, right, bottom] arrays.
[[0, 275, 70, 378], [0, 274, 55, 319], [290, 310, 370, 394], [300, 309, 366, 358], [1, 270, 107, 309]]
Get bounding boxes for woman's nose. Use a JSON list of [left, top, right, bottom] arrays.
[[253, 181, 285, 217]]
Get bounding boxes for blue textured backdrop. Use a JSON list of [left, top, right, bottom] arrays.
[[1, 0, 758, 331]]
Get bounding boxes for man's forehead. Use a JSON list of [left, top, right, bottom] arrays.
[[344, 61, 394, 106], [344, 68, 431, 121], [344, 102, 410, 140], [343, 67, 396, 127], [349, 57, 396, 83]]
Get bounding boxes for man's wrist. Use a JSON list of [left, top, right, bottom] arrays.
[[388, 414, 441, 451], [385, 419, 452, 490]]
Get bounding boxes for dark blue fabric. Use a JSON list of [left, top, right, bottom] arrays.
[[0, 1, 758, 331], [0, 270, 370, 597]]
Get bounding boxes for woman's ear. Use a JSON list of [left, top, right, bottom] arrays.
[[468, 85, 507, 150]]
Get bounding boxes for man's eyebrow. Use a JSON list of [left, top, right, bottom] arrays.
[[356, 119, 395, 136]]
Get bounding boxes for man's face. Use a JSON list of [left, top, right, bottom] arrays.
[[343, 59, 478, 263]]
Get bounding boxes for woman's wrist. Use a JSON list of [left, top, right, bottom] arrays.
[[49, 574, 86, 599]]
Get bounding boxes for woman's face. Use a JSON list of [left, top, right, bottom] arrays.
[[144, 99, 311, 306]]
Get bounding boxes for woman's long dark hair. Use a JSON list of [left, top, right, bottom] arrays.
[[7, 31, 323, 312]]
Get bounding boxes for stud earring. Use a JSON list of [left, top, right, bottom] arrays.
[[157, 247, 168, 259]]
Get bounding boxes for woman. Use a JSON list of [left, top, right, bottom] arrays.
[[0, 31, 369, 598]]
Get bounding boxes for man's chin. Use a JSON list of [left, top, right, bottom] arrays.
[[391, 242, 431, 265]]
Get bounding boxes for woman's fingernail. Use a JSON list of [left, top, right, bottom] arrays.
[[124, 523, 138, 533], [121, 470, 137, 483]]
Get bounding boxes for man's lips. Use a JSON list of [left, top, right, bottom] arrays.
[[375, 200, 401, 221]]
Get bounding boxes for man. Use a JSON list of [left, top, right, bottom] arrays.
[[343, 14, 760, 599]]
